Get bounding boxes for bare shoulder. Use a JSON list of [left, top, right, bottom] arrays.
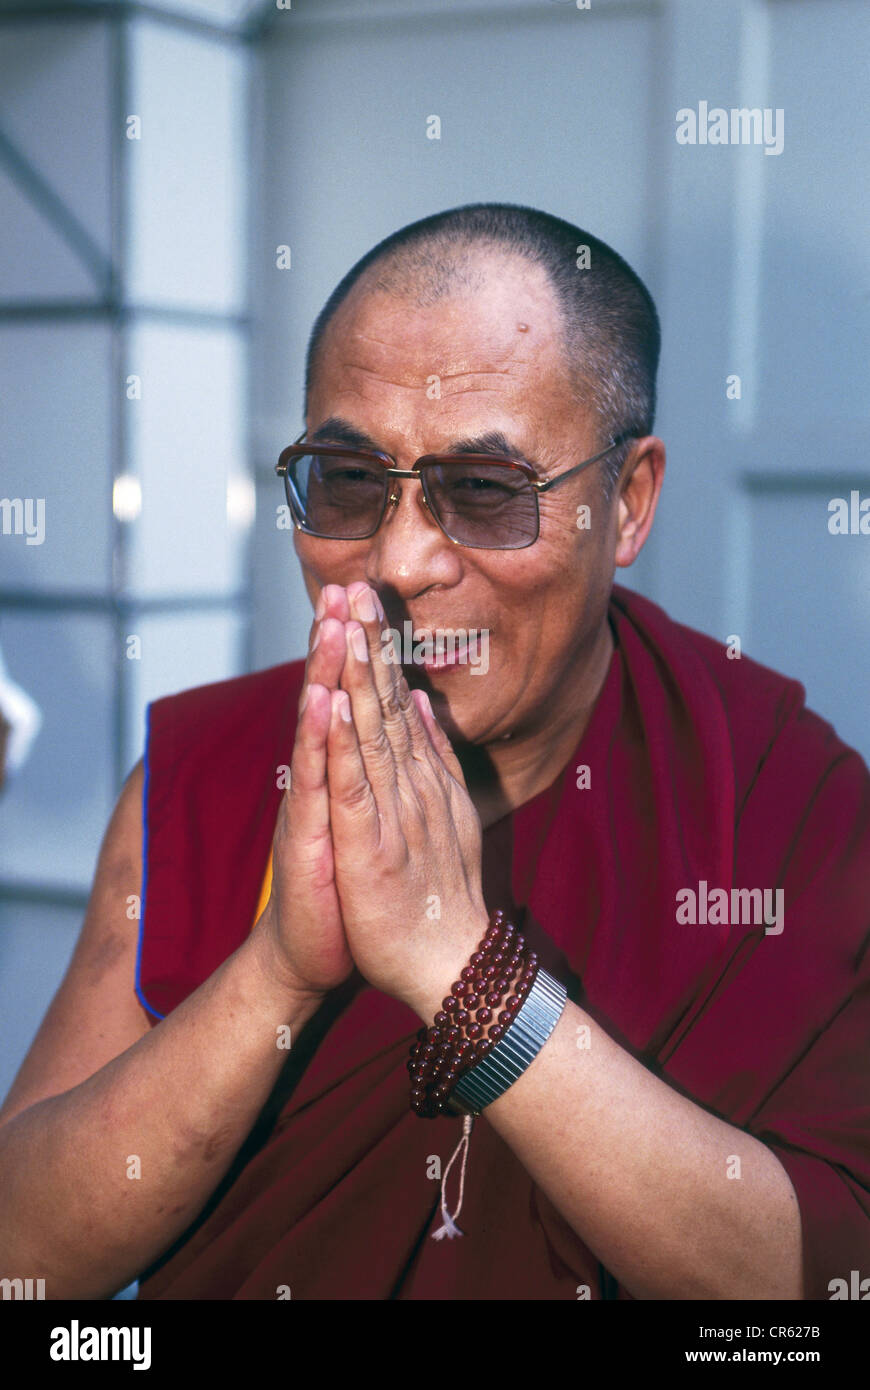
[[0, 759, 152, 1129]]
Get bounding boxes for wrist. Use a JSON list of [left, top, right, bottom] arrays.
[[406, 909, 491, 1024], [407, 908, 547, 1120], [247, 909, 327, 1015]]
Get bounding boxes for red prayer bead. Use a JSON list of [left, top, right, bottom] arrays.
[[408, 910, 537, 1117]]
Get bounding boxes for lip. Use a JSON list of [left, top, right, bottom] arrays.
[[402, 629, 488, 673], [421, 648, 463, 672]]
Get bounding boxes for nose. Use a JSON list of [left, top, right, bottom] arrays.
[[365, 475, 463, 601]]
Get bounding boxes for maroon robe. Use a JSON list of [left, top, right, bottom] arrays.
[[135, 584, 870, 1299]]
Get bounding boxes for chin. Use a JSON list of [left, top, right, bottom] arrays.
[[424, 686, 505, 748]]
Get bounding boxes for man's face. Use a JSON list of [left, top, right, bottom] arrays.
[[297, 256, 625, 747]]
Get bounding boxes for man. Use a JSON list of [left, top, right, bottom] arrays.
[[0, 204, 867, 1300]]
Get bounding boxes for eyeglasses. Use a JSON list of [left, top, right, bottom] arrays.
[[276, 431, 634, 551]]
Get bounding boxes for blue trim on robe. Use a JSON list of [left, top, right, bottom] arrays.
[[135, 702, 165, 1022]]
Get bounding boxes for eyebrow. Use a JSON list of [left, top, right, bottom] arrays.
[[310, 418, 381, 451], [310, 417, 539, 470]]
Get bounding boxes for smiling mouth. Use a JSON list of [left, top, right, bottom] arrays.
[[421, 645, 463, 672], [396, 628, 489, 673]]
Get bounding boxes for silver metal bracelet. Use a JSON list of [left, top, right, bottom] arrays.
[[447, 966, 567, 1116]]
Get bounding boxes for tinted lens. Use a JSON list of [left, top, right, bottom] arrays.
[[289, 452, 387, 538], [423, 462, 538, 549]]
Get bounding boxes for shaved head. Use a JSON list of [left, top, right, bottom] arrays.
[[304, 202, 660, 495]]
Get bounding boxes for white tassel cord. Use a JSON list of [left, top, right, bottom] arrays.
[[431, 1114, 475, 1240]]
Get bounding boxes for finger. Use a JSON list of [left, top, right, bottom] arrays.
[[279, 682, 333, 873], [304, 615, 347, 693], [411, 687, 469, 790], [307, 582, 351, 647], [345, 582, 417, 752], [325, 687, 382, 848], [339, 621, 407, 805]]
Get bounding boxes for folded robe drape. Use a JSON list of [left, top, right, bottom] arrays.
[[135, 585, 870, 1300]]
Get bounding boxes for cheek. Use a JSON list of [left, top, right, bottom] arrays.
[[538, 489, 609, 552], [293, 536, 371, 592]]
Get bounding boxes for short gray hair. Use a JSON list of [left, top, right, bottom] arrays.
[[304, 202, 660, 496]]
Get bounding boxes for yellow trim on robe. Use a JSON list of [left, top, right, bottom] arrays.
[[253, 847, 274, 927]]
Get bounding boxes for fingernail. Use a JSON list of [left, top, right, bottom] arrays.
[[355, 589, 377, 622], [311, 627, 321, 651], [314, 590, 326, 620], [351, 626, 369, 662], [338, 692, 352, 722], [419, 690, 433, 719], [300, 684, 309, 711]]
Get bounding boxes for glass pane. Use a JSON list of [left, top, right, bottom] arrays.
[[742, 489, 870, 767], [123, 608, 245, 770], [0, 323, 114, 594], [124, 321, 248, 598], [0, 168, 96, 301], [0, 899, 82, 1104], [0, 612, 115, 892], [126, 19, 246, 312], [0, 19, 112, 265]]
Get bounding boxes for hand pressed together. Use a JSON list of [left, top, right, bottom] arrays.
[[258, 582, 490, 1021]]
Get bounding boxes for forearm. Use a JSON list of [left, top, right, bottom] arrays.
[[482, 999, 803, 1300], [0, 925, 322, 1299]]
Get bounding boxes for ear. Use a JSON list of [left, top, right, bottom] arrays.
[[614, 437, 666, 568]]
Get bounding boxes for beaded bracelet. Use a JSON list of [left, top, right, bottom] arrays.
[[407, 909, 539, 1118]]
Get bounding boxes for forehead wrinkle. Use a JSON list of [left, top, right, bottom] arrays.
[[340, 360, 425, 389], [332, 360, 538, 397]]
